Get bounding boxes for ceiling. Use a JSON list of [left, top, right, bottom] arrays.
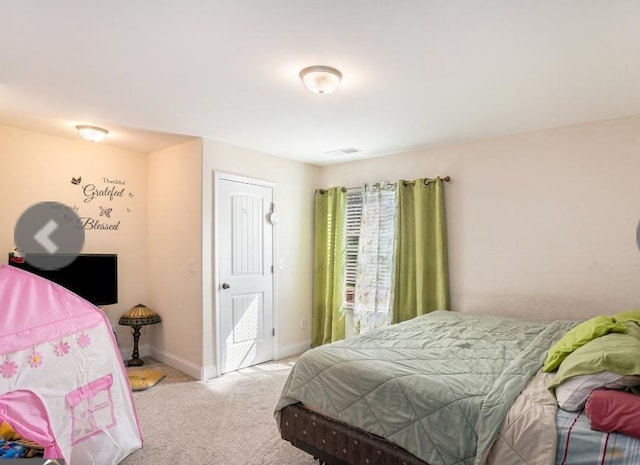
[[1, 1, 639, 165]]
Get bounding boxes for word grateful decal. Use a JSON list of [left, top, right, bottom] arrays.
[[69, 176, 134, 231]]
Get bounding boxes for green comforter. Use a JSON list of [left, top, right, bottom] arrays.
[[275, 311, 575, 465]]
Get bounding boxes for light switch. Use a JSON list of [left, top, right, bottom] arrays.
[[278, 258, 284, 270], [188, 259, 196, 273]]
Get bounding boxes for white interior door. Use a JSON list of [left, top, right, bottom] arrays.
[[218, 176, 274, 374]]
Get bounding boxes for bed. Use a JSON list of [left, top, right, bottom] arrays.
[[275, 310, 640, 465]]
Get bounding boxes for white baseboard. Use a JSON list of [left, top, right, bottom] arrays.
[[276, 340, 310, 360], [121, 343, 306, 381], [148, 346, 215, 381], [201, 364, 218, 381]]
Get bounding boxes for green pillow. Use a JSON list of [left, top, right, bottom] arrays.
[[548, 332, 640, 392], [612, 310, 640, 326], [542, 315, 628, 372], [623, 321, 640, 340]]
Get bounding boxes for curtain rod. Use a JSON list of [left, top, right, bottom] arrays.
[[316, 187, 348, 194], [317, 177, 452, 195], [403, 176, 451, 185], [350, 176, 452, 190]]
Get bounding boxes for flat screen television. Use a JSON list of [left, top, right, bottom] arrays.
[[8, 253, 118, 306]]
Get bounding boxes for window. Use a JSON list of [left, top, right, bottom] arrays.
[[66, 374, 116, 445], [345, 188, 362, 309]]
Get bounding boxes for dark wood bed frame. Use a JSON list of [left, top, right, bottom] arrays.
[[279, 403, 430, 465]]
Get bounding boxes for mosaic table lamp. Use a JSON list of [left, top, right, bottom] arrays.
[[118, 303, 161, 367]]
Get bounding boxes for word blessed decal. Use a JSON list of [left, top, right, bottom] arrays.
[[69, 176, 134, 231]]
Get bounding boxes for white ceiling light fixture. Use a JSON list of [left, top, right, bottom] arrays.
[[76, 125, 109, 142], [299, 66, 343, 94]]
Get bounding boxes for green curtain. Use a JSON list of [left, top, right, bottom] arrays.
[[393, 177, 450, 323], [312, 187, 347, 347]]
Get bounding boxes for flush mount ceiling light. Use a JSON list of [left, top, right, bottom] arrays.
[[299, 66, 343, 94], [76, 125, 109, 142]]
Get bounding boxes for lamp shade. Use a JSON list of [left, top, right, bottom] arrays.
[[299, 66, 342, 94], [118, 303, 161, 326], [76, 125, 109, 142]]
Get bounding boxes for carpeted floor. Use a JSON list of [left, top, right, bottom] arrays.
[[120, 357, 317, 465]]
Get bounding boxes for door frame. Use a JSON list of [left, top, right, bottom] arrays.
[[213, 171, 277, 377]]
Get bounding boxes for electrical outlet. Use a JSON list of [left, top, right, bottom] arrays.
[[300, 319, 306, 330]]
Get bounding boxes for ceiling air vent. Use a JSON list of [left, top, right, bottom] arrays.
[[325, 147, 363, 157]]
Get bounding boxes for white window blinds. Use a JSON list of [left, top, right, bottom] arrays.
[[345, 188, 362, 309]]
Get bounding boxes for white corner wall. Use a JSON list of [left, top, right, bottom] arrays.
[[147, 139, 204, 378], [319, 116, 640, 320]]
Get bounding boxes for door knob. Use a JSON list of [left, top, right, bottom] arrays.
[[221, 283, 231, 289]]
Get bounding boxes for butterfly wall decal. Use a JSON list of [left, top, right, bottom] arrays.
[[99, 206, 113, 218], [71, 176, 82, 185]]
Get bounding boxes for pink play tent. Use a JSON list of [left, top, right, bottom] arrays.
[[0, 264, 142, 464]]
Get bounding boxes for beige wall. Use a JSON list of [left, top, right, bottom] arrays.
[[0, 125, 315, 379], [202, 139, 318, 374], [6, 114, 639, 376], [147, 139, 203, 372], [0, 125, 149, 340], [320, 116, 640, 320]]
